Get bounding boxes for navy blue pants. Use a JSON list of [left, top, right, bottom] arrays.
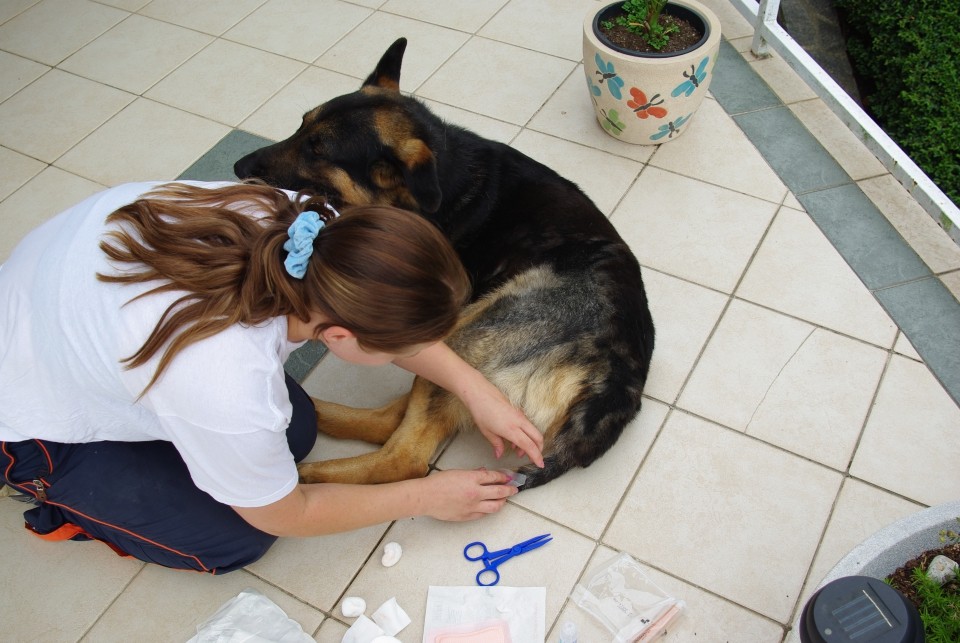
[[1, 374, 317, 574]]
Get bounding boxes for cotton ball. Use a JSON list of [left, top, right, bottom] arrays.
[[381, 541, 402, 567], [340, 596, 366, 618], [370, 637, 402, 643]]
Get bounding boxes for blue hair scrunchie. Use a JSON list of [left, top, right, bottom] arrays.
[[283, 210, 324, 279]]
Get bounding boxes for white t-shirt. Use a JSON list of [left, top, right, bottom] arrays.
[[0, 181, 307, 507]]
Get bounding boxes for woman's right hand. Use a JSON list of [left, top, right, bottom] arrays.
[[420, 469, 518, 521]]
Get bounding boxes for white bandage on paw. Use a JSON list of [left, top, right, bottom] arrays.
[[380, 541, 402, 567]]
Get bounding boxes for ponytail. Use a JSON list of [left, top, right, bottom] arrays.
[[98, 182, 469, 392]]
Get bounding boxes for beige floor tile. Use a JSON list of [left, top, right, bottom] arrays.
[[316, 618, 349, 641], [554, 545, 786, 642], [224, 0, 371, 62], [611, 167, 778, 293], [790, 99, 888, 182], [851, 354, 960, 506], [479, 0, 595, 61], [245, 523, 390, 611], [240, 67, 363, 141], [0, 498, 144, 643], [0, 166, 104, 262], [340, 505, 594, 641], [56, 98, 230, 185], [738, 206, 899, 347], [0, 146, 45, 201], [527, 65, 657, 164], [302, 352, 414, 408], [784, 190, 803, 210], [511, 129, 643, 214], [140, 0, 266, 36], [417, 37, 574, 126], [315, 12, 469, 93], [650, 98, 788, 204], [744, 328, 887, 469], [381, 0, 509, 32], [697, 0, 755, 41], [859, 173, 960, 274], [747, 51, 818, 104], [942, 270, 960, 301], [794, 478, 923, 619], [98, 0, 150, 10], [606, 412, 842, 622], [422, 99, 522, 144], [0, 0, 125, 65], [0, 69, 134, 163], [145, 40, 305, 126], [0, 51, 48, 102], [439, 399, 669, 539], [639, 269, 729, 404], [894, 331, 922, 361], [85, 566, 323, 642], [678, 299, 813, 431], [0, 0, 38, 24], [59, 15, 213, 94]]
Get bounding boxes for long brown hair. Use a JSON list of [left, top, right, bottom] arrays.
[[98, 182, 470, 392]]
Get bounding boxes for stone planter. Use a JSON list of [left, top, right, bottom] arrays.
[[796, 499, 960, 638], [816, 499, 960, 584], [582, 0, 721, 144]]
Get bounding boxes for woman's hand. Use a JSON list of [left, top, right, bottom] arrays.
[[394, 342, 544, 468], [421, 469, 519, 521], [460, 378, 545, 467], [234, 469, 518, 536]]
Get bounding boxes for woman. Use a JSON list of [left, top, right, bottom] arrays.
[[0, 180, 543, 574]]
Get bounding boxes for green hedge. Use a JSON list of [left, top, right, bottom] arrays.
[[835, 0, 959, 207]]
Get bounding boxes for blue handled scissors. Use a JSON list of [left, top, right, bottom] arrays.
[[463, 533, 552, 586]]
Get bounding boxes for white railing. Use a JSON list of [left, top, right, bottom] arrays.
[[729, 0, 960, 243]]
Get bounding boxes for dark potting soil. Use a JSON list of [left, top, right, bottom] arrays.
[[886, 541, 960, 613], [597, 14, 704, 55]]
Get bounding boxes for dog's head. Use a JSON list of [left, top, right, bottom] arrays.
[[234, 38, 442, 213]]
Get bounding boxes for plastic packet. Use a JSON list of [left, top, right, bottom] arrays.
[[570, 552, 684, 643], [187, 588, 313, 643]]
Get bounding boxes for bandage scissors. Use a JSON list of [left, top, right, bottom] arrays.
[[463, 533, 552, 586]]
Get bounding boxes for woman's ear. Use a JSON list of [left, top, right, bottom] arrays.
[[318, 325, 356, 345]]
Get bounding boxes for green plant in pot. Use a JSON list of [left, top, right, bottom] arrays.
[[583, 0, 721, 144]]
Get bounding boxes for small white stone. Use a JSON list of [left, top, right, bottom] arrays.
[[927, 555, 959, 585], [381, 541, 402, 567], [340, 596, 366, 618]]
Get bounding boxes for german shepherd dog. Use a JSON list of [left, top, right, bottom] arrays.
[[234, 39, 654, 489]]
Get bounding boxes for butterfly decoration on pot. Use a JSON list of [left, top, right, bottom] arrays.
[[650, 114, 690, 141], [672, 56, 710, 97], [600, 107, 626, 136], [587, 76, 602, 98], [627, 87, 667, 119], [594, 53, 624, 99]]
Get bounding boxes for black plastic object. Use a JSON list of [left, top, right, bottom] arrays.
[[799, 575, 925, 643]]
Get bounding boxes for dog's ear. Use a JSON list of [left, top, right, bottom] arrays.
[[398, 138, 442, 213], [362, 38, 407, 93]]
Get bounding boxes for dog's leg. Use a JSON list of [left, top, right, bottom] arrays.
[[298, 380, 463, 485], [312, 393, 410, 445]]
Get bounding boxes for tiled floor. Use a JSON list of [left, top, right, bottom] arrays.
[[2, 1, 959, 641]]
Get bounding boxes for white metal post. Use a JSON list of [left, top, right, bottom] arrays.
[[751, 0, 780, 57]]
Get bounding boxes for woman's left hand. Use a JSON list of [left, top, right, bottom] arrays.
[[462, 379, 544, 467], [394, 342, 544, 468]]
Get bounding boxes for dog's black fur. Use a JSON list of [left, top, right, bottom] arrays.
[[235, 39, 655, 488]]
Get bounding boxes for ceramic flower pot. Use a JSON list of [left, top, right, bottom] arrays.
[[583, 0, 722, 144]]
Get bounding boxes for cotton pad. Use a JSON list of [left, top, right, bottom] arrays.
[[341, 596, 366, 618], [381, 541, 402, 567]]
